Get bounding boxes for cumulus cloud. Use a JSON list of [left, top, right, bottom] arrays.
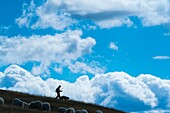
[[109, 42, 118, 51], [16, 0, 170, 30], [91, 72, 158, 112], [152, 56, 170, 60], [0, 65, 170, 112], [137, 74, 170, 108], [0, 30, 103, 76]]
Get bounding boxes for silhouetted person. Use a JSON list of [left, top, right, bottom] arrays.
[[55, 85, 62, 99]]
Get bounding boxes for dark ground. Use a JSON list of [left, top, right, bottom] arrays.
[[0, 89, 126, 113]]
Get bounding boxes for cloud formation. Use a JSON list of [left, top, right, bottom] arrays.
[[0, 65, 170, 112], [16, 0, 170, 30], [0, 30, 104, 76]]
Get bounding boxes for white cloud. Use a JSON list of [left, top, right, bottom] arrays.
[[152, 56, 170, 60], [109, 42, 118, 51], [91, 72, 158, 112], [16, 0, 170, 29], [96, 18, 134, 29], [33, 0, 75, 30], [132, 109, 170, 113], [0, 30, 101, 76], [139, 0, 170, 26], [1, 65, 170, 112], [0, 26, 10, 30], [32, 12, 75, 30], [68, 61, 105, 75], [16, 1, 35, 28], [137, 74, 170, 108], [82, 24, 97, 30]]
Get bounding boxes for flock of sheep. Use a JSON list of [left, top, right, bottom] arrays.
[[57, 107, 103, 113], [0, 97, 103, 113], [0, 97, 51, 111]]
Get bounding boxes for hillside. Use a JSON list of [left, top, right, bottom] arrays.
[[0, 89, 125, 113]]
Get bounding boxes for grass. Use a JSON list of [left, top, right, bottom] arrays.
[[0, 89, 126, 113]]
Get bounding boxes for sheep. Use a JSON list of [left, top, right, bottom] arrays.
[[57, 107, 67, 113], [75, 109, 88, 113], [12, 98, 24, 108], [41, 102, 51, 111], [82, 109, 88, 113], [23, 102, 30, 109], [95, 110, 103, 113], [28, 100, 42, 110], [66, 107, 75, 113], [0, 97, 4, 106]]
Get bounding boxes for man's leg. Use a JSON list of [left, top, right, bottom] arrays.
[[58, 93, 61, 99], [55, 92, 60, 99]]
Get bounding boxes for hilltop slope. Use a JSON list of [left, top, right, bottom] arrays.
[[0, 89, 125, 113]]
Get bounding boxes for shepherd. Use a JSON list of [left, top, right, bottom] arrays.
[[55, 85, 62, 99]]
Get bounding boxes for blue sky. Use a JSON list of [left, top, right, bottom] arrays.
[[0, 0, 170, 112]]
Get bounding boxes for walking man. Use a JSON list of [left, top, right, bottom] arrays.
[[55, 85, 62, 99]]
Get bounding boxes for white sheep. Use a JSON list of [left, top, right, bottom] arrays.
[[66, 107, 75, 113], [23, 102, 30, 109], [95, 110, 103, 113], [75, 109, 88, 113], [12, 98, 24, 108], [28, 100, 42, 110], [41, 102, 51, 111], [0, 97, 4, 106], [81, 109, 88, 113], [57, 107, 67, 113]]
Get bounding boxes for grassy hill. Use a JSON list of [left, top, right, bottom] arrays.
[[0, 89, 125, 113]]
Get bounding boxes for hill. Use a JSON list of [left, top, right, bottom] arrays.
[[0, 89, 125, 113]]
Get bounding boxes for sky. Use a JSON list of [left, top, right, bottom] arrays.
[[0, 0, 170, 112]]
